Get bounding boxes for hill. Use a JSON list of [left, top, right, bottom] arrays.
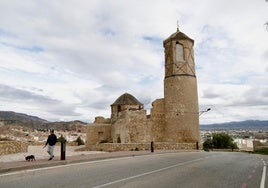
[[1, 111, 267, 132], [201, 120, 268, 130], [0, 111, 48, 129], [0, 111, 87, 132]]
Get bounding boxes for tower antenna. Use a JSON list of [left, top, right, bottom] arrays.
[[177, 20, 180, 31]]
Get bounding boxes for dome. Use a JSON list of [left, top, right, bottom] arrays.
[[111, 93, 143, 106]]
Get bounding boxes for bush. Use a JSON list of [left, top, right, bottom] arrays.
[[76, 136, 85, 145], [203, 133, 238, 151], [254, 148, 268, 155], [57, 135, 67, 143], [203, 137, 213, 150]]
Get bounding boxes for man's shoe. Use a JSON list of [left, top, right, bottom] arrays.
[[48, 157, 52, 160]]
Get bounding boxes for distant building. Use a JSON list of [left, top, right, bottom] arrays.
[[234, 139, 254, 151], [86, 28, 200, 151]]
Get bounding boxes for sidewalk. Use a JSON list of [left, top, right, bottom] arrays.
[[0, 146, 164, 174], [0, 145, 105, 163]]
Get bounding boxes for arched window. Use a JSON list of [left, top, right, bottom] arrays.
[[175, 41, 184, 62]]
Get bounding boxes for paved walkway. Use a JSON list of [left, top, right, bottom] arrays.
[[0, 145, 105, 162], [0, 146, 167, 174]]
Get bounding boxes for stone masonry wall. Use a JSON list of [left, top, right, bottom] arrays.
[[86, 142, 197, 152], [0, 141, 28, 155], [86, 124, 111, 146], [151, 99, 165, 142], [253, 140, 268, 151], [164, 70, 199, 143], [111, 110, 152, 143], [163, 35, 199, 143]]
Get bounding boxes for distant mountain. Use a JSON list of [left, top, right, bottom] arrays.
[[0, 111, 87, 132], [1, 111, 267, 132], [0, 111, 49, 129], [201, 120, 268, 130], [44, 121, 87, 132]]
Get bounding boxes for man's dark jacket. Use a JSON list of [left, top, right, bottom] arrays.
[[46, 134, 57, 146]]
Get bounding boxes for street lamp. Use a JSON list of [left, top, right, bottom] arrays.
[[199, 108, 211, 116]]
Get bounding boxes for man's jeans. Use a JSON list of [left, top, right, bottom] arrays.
[[47, 145, 54, 158]]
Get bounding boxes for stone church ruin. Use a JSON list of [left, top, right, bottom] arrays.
[[86, 28, 200, 151]]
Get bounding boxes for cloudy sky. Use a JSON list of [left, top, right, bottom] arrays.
[[0, 0, 267, 124]]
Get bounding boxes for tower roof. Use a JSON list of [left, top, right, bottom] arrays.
[[111, 93, 143, 106], [163, 29, 194, 45]]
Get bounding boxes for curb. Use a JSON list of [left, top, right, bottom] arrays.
[[0, 150, 199, 175], [0, 152, 154, 174]]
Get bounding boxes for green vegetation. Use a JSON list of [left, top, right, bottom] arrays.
[[254, 148, 268, 155], [75, 136, 85, 145], [203, 133, 238, 151], [57, 135, 67, 143]]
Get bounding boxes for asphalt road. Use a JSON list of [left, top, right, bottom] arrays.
[[0, 151, 267, 188]]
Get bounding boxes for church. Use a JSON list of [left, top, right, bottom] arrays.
[[86, 27, 200, 151]]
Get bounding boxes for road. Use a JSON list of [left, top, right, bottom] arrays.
[[0, 151, 267, 188]]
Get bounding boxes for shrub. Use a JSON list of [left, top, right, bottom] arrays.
[[58, 135, 67, 143], [76, 136, 85, 145], [203, 133, 238, 151], [254, 148, 268, 155], [203, 137, 213, 150]]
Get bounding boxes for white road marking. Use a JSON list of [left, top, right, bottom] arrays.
[[93, 158, 204, 188], [260, 159, 266, 188], [0, 156, 135, 177], [0, 152, 204, 178]]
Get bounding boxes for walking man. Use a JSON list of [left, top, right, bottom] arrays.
[[43, 129, 57, 160]]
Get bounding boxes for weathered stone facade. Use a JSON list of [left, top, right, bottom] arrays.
[[87, 117, 112, 145], [87, 142, 197, 152], [163, 29, 199, 143], [86, 29, 200, 151], [253, 140, 268, 152]]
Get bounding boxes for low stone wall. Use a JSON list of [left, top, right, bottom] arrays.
[[0, 141, 28, 155], [253, 140, 268, 152], [208, 149, 239, 152], [86, 142, 198, 152]]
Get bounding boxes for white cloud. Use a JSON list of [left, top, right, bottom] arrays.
[[0, 0, 267, 124]]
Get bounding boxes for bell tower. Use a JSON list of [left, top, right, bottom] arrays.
[[163, 27, 199, 143]]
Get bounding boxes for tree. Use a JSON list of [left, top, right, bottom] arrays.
[[76, 136, 85, 145], [57, 134, 66, 143], [203, 137, 213, 149], [203, 133, 238, 150], [212, 133, 233, 149]]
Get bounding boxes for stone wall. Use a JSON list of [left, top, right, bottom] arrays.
[[111, 104, 142, 119], [86, 142, 198, 152], [163, 33, 199, 144], [0, 141, 28, 155], [164, 76, 199, 143], [253, 140, 268, 151], [151, 99, 165, 142], [86, 124, 111, 146], [94, 116, 111, 124], [111, 110, 152, 143]]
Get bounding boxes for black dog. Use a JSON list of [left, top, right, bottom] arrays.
[[25, 155, 35, 161]]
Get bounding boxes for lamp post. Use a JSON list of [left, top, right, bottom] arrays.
[[198, 108, 211, 150], [199, 108, 211, 116]]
